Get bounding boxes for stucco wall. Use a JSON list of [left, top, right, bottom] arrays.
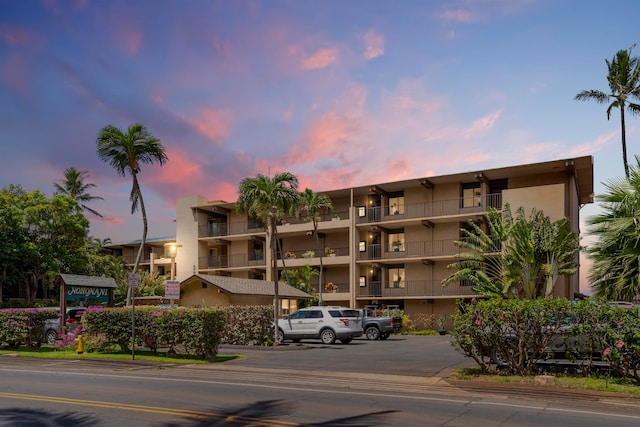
[[502, 183, 565, 221]]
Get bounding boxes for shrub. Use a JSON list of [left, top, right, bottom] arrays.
[[221, 306, 273, 346], [0, 308, 59, 349]]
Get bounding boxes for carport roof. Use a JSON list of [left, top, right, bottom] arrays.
[[181, 274, 312, 298], [55, 274, 117, 288]]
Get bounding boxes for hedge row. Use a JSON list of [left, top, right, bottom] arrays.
[[452, 298, 640, 381], [0, 308, 59, 349]]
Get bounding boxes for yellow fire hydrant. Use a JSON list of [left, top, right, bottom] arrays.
[[74, 334, 85, 354]]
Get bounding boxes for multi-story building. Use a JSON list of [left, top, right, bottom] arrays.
[[173, 156, 593, 321]]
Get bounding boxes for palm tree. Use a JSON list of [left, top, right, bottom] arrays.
[[96, 123, 168, 305], [575, 45, 640, 178], [588, 156, 640, 301], [296, 188, 333, 305], [54, 167, 103, 217], [236, 172, 299, 344]]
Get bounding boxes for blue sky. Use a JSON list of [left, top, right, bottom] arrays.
[[1, 0, 639, 290]]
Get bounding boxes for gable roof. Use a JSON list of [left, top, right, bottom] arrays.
[[55, 274, 117, 288], [181, 274, 312, 299]]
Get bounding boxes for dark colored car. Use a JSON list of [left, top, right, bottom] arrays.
[[44, 307, 86, 344]]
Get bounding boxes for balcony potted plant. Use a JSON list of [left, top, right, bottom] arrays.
[[392, 240, 402, 252], [284, 251, 296, 259], [332, 213, 341, 221], [325, 247, 335, 257], [325, 282, 339, 292], [303, 250, 315, 258]]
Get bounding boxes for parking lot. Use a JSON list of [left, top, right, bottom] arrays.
[[219, 334, 476, 377]]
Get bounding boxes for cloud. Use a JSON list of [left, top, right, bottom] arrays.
[[437, 8, 477, 23], [0, 23, 45, 49], [361, 29, 385, 60], [188, 107, 232, 143], [463, 109, 502, 139], [570, 131, 616, 157], [301, 48, 338, 70]]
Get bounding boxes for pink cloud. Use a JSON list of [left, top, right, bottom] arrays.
[[438, 8, 477, 23], [152, 95, 164, 105], [463, 109, 502, 139], [189, 107, 232, 143], [361, 29, 385, 60], [570, 131, 615, 157], [301, 48, 338, 70], [286, 112, 358, 164], [116, 29, 142, 55], [148, 148, 204, 186], [0, 24, 45, 49], [2, 53, 28, 95]]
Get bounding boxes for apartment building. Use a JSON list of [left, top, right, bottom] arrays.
[[172, 156, 593, 320]]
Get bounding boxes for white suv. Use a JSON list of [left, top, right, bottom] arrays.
[[277, 306, 363, 344]]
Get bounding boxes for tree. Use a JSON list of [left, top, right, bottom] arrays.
[[587, 156, 640, 300], [0, 186, 90, 303], [575, 45, 640, 178], [54, 167, 103, 218], [96, 123, 167, 305], [280, 263, 319, 308], [296, 188, 333, 305], [236, 172, 299, 344], [442, 204, 579, 299]]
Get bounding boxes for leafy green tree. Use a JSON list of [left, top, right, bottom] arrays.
[[296, 188, 332, 304], [281, 263, 319, 308], [96, 123, 167, 305], [443, 204, 579, 299], [575, 45, 640, 178], [54, 167, 103, 217], [588, 157, 640, 300], [236, 172, 299, 344], [0, 186, 90, 303]]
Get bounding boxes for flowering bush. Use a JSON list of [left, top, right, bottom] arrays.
[[220, 305, 274, 346], [0, 308, 59, 349], [325, 282, 338, 291]]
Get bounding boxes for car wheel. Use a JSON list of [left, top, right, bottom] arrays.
[[320, 329, 336, 344], [340, 338, 352, 344], [380, 332, 390, 340], [45, 330, 58, 345], [365, 326, 380, 340], [492, 349, 509, 367], [277, 328, 285, 343]]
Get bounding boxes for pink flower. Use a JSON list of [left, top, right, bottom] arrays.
[[616, 319, 623, 326], [616, 341, 624, 349], [603, 348, 611, 356], [474, 319, 481, 326]]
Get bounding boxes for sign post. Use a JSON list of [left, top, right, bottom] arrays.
[[128, 273, 139, 360], [165, 280, 180, 308]]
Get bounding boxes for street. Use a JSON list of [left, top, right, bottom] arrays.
[[1, 336, 639, 426]]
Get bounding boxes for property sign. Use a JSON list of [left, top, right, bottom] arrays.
[[128, 273, 139, 289], [165, 280, 180, 299]]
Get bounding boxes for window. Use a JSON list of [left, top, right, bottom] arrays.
[[461, 182, 481, 208], [389, 232, 405, 252], [389, 267, 405, 288], [388, 193, 405, 215]]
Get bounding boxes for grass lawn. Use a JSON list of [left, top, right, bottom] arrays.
[[450, 367, 640, 396], [0, 346, 243, 364]]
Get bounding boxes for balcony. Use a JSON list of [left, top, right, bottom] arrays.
[[356, 193, 502, 224], [198, 253, 267, 270], [358, 240, 459, 261], [357, 280, 478, 298], [199, 220, 263, 238], [278, 247, 349, 267]]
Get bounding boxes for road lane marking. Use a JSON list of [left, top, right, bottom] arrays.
[[0, 392, 303, 427]]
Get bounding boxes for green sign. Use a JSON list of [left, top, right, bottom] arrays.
[[67, 286, 110, 303]]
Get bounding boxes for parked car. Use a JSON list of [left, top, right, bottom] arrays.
[[44, 307, 86, 344], [277, 306, 363, 344], [358, 305, 401, 340]]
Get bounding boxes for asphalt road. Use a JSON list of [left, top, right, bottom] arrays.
[[218, 334, 476, 377]]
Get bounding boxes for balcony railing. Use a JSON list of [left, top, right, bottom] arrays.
[[280, 210, 350, 226], [199, 253, 266, 269], [358, 279, 477, 298], [357, 193, 502, 224], [358, 239, 459, 260], [199, 220, 264, 238]]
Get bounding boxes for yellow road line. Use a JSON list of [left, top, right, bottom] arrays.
[[0, 392, 303, 426]]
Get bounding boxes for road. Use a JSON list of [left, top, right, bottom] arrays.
[[1, 336, 639, 426]]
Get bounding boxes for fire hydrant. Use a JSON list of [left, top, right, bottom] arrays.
[[74, 334, 85, 354]]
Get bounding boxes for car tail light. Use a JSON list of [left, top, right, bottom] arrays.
[[339, 318, 349, 327], [390, 318, 394, 325]]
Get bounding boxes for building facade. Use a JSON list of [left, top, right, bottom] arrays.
[[171, 156, 593, 321]]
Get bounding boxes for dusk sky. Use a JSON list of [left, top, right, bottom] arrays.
[[1, 1, 639, 290]]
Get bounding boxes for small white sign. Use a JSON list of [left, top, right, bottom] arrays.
[[128, 273, 139, 289], [165, 280, 180, 299]]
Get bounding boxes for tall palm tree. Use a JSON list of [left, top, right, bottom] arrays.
[[575, 45, 640, 178], [588, 156, 640, 301], [96, 123, 168, 305], [54, 167, 103, 217], [296, 188, 333, 305], [236, 172, 299, 344]]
